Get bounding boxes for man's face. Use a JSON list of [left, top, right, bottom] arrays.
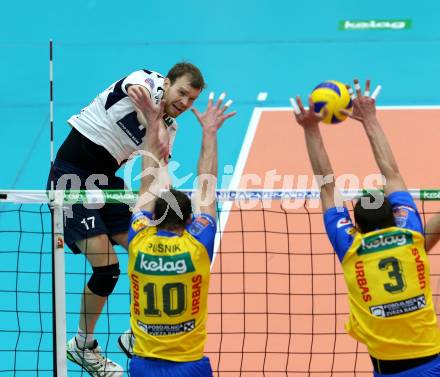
[[163, 74, 202, 118]]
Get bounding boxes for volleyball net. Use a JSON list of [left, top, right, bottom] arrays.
[[1, 189, 440, 377]]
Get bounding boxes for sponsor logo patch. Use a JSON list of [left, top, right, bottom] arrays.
[[144, 78, 155, 90], [394, 208, 409, 217], [196, 216, 212, 227], [131, 216, 149, 232], [358, 231, 413, 255], [370, 295, 426, 318], [393, 206, 409, 227], [339, 19, 411, 31], [189, 216, 214, 235], [137, 319, 195, 336], [134, 252, 195, 275], [337, 217, 352, 228]]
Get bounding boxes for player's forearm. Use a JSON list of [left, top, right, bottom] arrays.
[[139, 120, 163, 192], [362, 116, 400, 179], [425, 214, 440, 252], [144, 117, 163, 159], [191, 133, 218, 218], [304, 125, 338, 210], [193, 129, 218, 217], [304, 125, 334, 178], [198, 129, 218, 177]]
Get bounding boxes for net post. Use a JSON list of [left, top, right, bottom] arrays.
[[51, 190, 67, 376]]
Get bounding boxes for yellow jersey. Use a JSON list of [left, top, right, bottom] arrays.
[[324, 192, 440, 360], [343, 226, 440, 359], [127, 211, 216, 362]]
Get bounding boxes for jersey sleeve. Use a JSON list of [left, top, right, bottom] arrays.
[[388, 191, 423, 233], [121, 70, 163, 96], [323, 207, 356, 262], [187, 214, 217, 262], [128, 211, 153, 245]]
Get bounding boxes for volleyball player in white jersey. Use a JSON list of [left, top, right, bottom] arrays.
[[48, 62, 205, 376]]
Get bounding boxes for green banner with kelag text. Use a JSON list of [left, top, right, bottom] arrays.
[[339, 19, 412, 31]]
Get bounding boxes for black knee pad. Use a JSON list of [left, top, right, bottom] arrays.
[[87, 263, 120, 297]]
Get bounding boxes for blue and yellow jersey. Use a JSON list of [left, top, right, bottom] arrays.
[[324, 191, 440, 360], [127, 210, 216, 362]]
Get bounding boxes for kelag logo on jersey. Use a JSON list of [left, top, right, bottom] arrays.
[[135, 252, 195, 275], [358, 231, 413, 255]]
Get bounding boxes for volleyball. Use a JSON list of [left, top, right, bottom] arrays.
[[310, 80, 352, 124]]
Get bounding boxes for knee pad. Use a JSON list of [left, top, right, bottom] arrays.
[[87, 263, 120, 297]]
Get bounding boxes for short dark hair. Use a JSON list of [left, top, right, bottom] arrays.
[[166, 62, 206, 90], [153, 189, 192, 230], [354, 193, 395, 233]]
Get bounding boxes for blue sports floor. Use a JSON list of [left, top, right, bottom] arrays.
[[1, 0, 440, 375]]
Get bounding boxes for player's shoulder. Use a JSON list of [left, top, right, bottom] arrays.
[[324, 207, 352, 225], [187, 214, 216, 237], [124, 69, 165, 92], [135, 69, 166, 84], [387, 191, 417, 209], [129, 211, 153, 236], [140, 69, 165, 77]]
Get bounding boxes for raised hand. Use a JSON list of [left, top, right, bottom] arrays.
[[291, 95, 325, 128], [129, 85, 165, 127], [191, 92, 236, 133], [341, 79, 381, 122]]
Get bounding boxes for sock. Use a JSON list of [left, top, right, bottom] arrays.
[[75, 327, 95, 349]]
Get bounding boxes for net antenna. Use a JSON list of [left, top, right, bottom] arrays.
[[49, 39, 67, 377], [50, 40, 54, 193]]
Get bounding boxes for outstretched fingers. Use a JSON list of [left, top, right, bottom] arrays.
[[371, 85, 382, 100], [308, 95, 316, 114], [354, 78, 362, 98], [296, 96, 306, 114], [208, 92, 214, 108], [221, 110, 237, 121], [340, 108, 362, 121], [350, 78, 381, 100], [216, 92, 226, 108], [191, 107, 203, 123], [221, 99, 233, 114], [193, 91, 236, 131], [289, 97, 301, 115], [364, 79, 371, 97]]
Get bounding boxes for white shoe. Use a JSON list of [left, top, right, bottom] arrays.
[[66, 337, 123, 377], [117, 329, 135, 359]]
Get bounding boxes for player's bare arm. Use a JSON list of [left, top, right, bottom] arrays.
[[293, 95, 338, 211], [342, 79, 406, 195], [425, 214, 440, 252], [191, 92, 236, 218], [131, 92, 168, 213], [127, 85, 152, 124], [127, 85, 169, 155], [129, 85, 170, 160], [127, 84, 151, 100]]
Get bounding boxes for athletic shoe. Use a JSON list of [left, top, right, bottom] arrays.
[[117, 329, 135, 359], [66, 337, 123, 377]]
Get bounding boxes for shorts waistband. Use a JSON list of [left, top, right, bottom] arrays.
[[133, 355, 206, 363], [371, 353, 439, 374]]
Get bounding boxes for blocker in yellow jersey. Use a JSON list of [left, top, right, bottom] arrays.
[[127, 211, 216, 362], [325, 192, 440, 361], [124, 89, 235, 377], [296, 79, 440, 376]]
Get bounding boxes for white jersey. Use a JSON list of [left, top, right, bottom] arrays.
[[68, 70, 178, 164]]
